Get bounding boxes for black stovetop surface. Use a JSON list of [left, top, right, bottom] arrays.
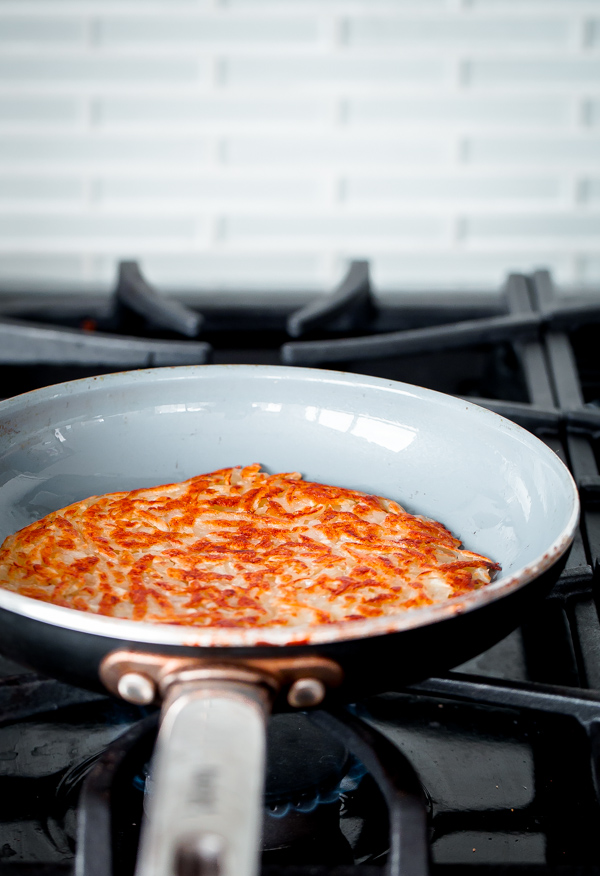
[[1, 262, 600, 875]]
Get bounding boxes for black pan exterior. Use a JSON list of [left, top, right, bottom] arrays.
[[0, 549, 568, 705]]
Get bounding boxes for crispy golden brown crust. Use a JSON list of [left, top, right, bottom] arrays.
[[0, 465, 500, 627]]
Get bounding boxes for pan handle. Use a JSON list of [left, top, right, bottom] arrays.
[[134, 679, 271, 876]]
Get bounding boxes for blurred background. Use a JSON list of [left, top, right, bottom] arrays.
[[0, 0, 599, 297]]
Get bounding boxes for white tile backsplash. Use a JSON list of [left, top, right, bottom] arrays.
[[346, 96, 571, 127], [0, 214, 199, 241], [0, 0, 598, 293], [345, 17, 570, 47], [465, 213, 600, 239], [344, 176, 561, 202], [0, 176, 83, 199], [586, 98, 600, 126], [222, 56, 446, 87], [581, 254, 600, 282], [223, 136, 450, 166], [95, 96, 326, 125], [0, 135, 209, 165], [468, 59, 600, 87], [222, 213, 446, 242], [465, 137, 600, 164], [0, 253, 85, 287], [0, 96, 81, 123], [372, 251, 575, 284], [95, 175, 321, 203], [0, 56, 202, 84], [582, 178, 600, 201], [97, 15, 319, 45], [96, 252, 324, 289], [0, 17, 84, 42]]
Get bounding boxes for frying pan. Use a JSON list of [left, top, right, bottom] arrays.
[[0, 365, 578, 876]]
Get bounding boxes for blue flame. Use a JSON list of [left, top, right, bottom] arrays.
[[266, 754, 367, 819]]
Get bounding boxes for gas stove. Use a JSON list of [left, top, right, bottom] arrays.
[[0, 263, 600, 875]]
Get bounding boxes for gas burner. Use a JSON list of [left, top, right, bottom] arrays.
[[71, 707, 428, 876], [54, 711, 392, 872]]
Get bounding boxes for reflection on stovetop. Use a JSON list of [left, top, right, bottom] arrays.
[[1, 262, 600, 875]]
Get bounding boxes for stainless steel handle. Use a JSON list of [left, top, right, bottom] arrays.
[[134, 680, 271, 876]]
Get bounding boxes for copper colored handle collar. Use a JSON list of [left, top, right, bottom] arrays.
[[99, 649, 343, 709]]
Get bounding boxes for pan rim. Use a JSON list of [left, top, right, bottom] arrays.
[[0, 364, 580, 649]]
